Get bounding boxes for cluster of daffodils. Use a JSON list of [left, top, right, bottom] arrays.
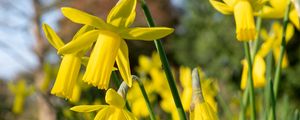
[[127, 52, 219, 120], [42, 0, 175, 119]]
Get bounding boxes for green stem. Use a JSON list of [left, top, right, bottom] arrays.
[[132, 76, 156, 120], [139, 0, 187, 120], [273, 1, 291, 98], [111, 72, 132, 112], [244, 42, 256, 120], [240, 16, 262, 120], [264, 52, 273, 120], [267, 80, 276, 120], [251, 17, 262, 59]]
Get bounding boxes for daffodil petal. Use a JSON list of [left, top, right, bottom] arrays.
[[42, 23, 65, 50], [252, 55, 266, 88], [105, 89, 125, 108], [73, 25, 94, 40], [116, 40, 132, 87], [289, 9, 300, 30], [94, 107, 112, 120], [119, 27, 174, 41], [122, 110, 138, 120], [71, 105, 107, 112], [286, 23, 295, 42], [240, 59, 248, 90], [107, 0, 137, 28], [58, 30, 100, 54], [61, 7, 110, 29], [209, 0, 233, 15]]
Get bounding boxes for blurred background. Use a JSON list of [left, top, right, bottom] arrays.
[[0, 0, 299, 119]]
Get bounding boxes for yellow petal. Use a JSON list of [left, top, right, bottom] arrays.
[[257, 39, 273, 57], [119, 27, 174, 41], [273, 47, 289, 68], [51, 55, 81, 99], [116, 40, 132, 87], [286, 23, 295, 42], [61, 7, 111, 29], [107, 0, 137, 28], [289, 8, 300, 30], [234, 0, 256, 41], [94, 107, 112, 120], [70, 105, 106, 112], [122, 110, 138, 120], [83, 31, 121, 89], [42, 23, 65, 49], [73, 25, 95, 40], [190, 102, 218, 120], [58, 30, 100, 54], [209, 0, 233, 14], [105, 89, 125, 108], [252, 55, 266, 88]]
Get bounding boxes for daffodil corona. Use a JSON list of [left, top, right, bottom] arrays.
[[58, 0, 174, 90]]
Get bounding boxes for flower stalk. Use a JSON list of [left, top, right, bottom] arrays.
[[132, 75, 156, 120], [243, 42, 256, 120], [273, 1, 291, 98], [139, 0, 187, 119]]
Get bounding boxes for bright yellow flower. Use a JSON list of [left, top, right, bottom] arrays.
[[71, 88, 137, 120], [259, 0, 300, 29], [190, 102, 218, 120], [240, 55, 266, 89], [58, 0, 174, 90], [209, 0, 266, 41], [42, 24, 93, 99], [8, 79, 34, 114], [257, 22, 294, 68]]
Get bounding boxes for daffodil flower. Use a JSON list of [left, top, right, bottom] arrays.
[[209, 0, 267, 41], [58, 0, 174, 90], [257, 22, 294, 68], [71, 88, 137, 120], [42, 24, 93, 99], [8, 79, 34, 114], [259, 0, 300, 29], [240, 55, 266, 89]]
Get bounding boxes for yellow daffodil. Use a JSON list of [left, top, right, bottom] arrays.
[[179, 66, 193, 111], [260, 0, 300, 29], [190, 68, 218, 120], [257, 22, 294, 68], [71, 88, 137, 120], [209, 0, 267, 41], [8, 79, 34, 114], [57, 0, 174, 90], [42, 24, 93, 99], [240, 55, 266, 89]]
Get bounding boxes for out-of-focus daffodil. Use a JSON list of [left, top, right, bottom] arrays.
[[179, 66, 193, 111], [57, 0, 174, 90], [260, 0, 300, 29], [190, 68, 218, 120], [8, 79, 34, 114], [257, 22, 294, 68], [209, 0, 267, 41], [240, 55, 266, 89], [42, 24, 93, 99], [71, 88, 137, 120]]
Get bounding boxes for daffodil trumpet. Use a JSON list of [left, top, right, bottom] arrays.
[[57, 0, 174, 90]]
